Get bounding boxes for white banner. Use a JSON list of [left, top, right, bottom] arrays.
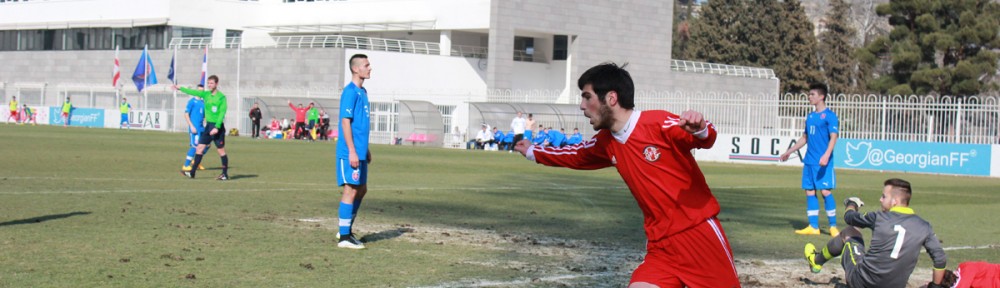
[[697, 134, 804, 166], [127, 109, 168, 130]]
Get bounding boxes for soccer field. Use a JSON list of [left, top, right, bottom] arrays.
[[1, 125, 998, 287]]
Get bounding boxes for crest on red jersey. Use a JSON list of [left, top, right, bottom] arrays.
[[643, 146, 661, 162]]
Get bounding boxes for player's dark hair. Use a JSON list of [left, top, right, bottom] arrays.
[[884, 178, 912, 204], [809, 83, 828, 101], [940, 269, 957, 287], [349, 54, 368, 73], [578, 62, 635, 109], [208, 75, 219, 83]]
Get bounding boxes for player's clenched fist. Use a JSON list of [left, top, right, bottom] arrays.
[[678, 110, 707, 134], [513, 139, 531, 156]]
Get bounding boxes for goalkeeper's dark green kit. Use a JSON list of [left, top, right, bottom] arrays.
[[827, 206, 947, 288]]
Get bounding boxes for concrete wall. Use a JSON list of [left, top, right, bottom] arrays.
[[489, 1, 673, 93], [0, 47, 346, 100], [669, 72, 779, 98]]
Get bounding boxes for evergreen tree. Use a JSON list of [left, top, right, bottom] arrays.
[[776, 0, 824, 93], [684, 0, 821, 93], [819, 0, 861, 94], [684, 0, 748, 64], [861, 0, 1000, 96]]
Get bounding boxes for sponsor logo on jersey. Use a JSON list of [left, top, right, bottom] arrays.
[[643, 146, 661, 162]]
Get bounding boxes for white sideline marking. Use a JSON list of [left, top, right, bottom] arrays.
[[0, 187, 326, 195], [2, 175, 787, 195], [942, 244, 998, 251], [414, 272, 627, 288]]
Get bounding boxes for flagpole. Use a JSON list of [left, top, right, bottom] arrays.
[[236, 38, 242, 134], [115, 45, 120, 104], [143, 44, 148, 111], [170, 45, 181, 102]]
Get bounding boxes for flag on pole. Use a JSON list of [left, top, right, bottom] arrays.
[[113, 45, 120, 87], [168, 54, 175, 84], [200, 46, 208, 86], [131, 45, 158, 92]]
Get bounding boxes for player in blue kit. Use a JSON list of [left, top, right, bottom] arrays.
[[182, 85, 207, 171], [781, 83, 841, 236], [335, 54, 372, 249]]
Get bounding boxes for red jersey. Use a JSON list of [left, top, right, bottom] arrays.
[[289, 103, 313, 122], [954, 262, 1000, 288], [529, 110, 720, 243]]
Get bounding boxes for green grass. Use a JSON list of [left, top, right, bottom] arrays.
[[1, 125, 998, 287]]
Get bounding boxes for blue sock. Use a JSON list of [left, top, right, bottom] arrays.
[[184, 147, 196, 166], [338, 202, 354, 237], [807, 195, 819, 229], [824, 194, 837, 227]]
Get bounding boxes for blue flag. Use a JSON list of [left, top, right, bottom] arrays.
[[167, 54, 175, 84], [132, 45, 158, 92]]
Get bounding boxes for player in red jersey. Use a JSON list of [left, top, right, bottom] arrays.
[[936, 262, 1000, 288], [514, 63, 739, 288]]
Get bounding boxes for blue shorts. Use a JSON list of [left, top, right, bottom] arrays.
[[336, 158, 368, 186], [121, 113, 129, 124], [802, 164, 836, 191], [189, 132, 201, 148]]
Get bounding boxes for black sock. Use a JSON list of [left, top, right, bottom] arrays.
[[191, 154, 204, 176], [221, 155, 229, 175]]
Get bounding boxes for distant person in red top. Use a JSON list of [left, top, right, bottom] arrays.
[[513, 63, 739, 288], [288, 100, 313, 139], [936, 262, 1000, 288]]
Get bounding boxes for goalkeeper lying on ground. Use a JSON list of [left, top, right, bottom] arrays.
[[802, 178, 948, 288]]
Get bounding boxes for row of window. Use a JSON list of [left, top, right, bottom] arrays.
[[0, 26, 167, 51], [0, 26, 239, 51]]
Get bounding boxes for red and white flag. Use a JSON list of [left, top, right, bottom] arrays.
[[112, 45, 120, 87]]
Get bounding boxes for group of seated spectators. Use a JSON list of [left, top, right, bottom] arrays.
[[263, 116, 332, 141], [468, 124, 583, 151]]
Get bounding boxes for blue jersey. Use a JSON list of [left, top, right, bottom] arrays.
[[532, 132, 548, 145], [804, 108, 839, 165], [567, 133, 583, 145], [547, 130, 566, 147], [185, 97, 206, 133], [336, 82, 371, 160]]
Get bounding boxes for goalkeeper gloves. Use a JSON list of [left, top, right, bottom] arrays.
[[843, 197, 864, 210]]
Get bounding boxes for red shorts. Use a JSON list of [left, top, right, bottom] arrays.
[[62, 112, 68, 117], [630, 217, 740, 288], [9, 111, 17, 117]]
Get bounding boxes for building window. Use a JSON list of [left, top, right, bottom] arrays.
[[553, 35, 568, 60], [173, 26, 212, 38], [514, 36, 535, 62]]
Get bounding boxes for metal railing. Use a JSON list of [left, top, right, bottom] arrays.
[[170, 36, 543, 62], [780, 93, 1000, 144], [452, 45, 487, 59], [168, 37, 242, 49], [671, 59, 776, 79]]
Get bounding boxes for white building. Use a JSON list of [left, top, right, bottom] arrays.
[[0, 0, 778, 146]]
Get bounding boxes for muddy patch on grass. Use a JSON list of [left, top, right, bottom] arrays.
[[293, 219, 933, 287]]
